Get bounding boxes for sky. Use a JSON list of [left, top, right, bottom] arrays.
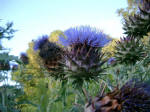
[[0, 0, 127, 56]]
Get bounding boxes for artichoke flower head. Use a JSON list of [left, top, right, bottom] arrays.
[[59, 26, 111, 85]]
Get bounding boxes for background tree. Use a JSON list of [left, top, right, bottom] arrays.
[[0, 22, 23, 112], [117, 0, 141, 19]]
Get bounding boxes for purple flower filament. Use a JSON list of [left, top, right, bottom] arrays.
[[59, 26, 111, 47]]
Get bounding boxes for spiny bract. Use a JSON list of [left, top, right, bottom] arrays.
[[123, 0, 150, 38]]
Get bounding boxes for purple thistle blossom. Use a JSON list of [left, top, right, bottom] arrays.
[[59, 26, 111, 47], [20, 52, 29, 64], [12, 64, 18, 70], [33, 35, 49, 51], [20, 52, 27, 57]]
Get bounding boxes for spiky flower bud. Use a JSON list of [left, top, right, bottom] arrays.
[[114, 36, 145, 65], [20, 52, 29, 64], [123, 0, 150, 38], [12, 64, 18, 71], [59, 26, 111, 85], [85, 80, 150, 112]]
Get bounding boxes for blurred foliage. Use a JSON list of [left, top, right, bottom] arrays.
[[102, 39, 118, 58], [49, 30, 66, 47], [0, 85, 24, 112], [49, 30, 63, 42], [0, 22, 16, 40]]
